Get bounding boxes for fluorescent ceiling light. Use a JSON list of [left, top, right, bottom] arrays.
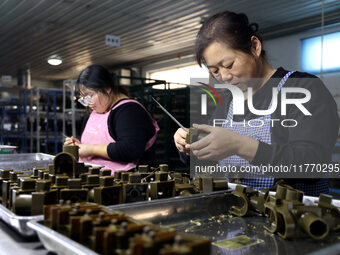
[[47, 55, 62, 66], [152, 84, 187, 90], [149, 64, 209, 90]]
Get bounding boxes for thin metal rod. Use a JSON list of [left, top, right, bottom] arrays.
[[320, 0, 324, 79], [151, 96, 187, 131]]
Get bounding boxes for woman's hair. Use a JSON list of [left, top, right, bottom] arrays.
[[76, 65, 128, 96], [195, 11, 265, 66]]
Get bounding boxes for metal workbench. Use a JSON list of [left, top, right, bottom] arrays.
[[106, 191, 340, 255], [0, 190, 339, 254], [0, 220, 53, 255]]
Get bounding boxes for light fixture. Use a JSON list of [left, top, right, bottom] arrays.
[[152, 83, 187, 90], [47, 55, 62, 66]]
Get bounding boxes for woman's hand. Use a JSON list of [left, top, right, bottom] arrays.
[[173, 128, 190, 155], [77, 144, 109, 159], [190, 124, 259, 162], [77, 144, 94, 157], [64, 136, 81, 146]]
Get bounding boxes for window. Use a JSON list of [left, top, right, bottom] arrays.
[[148, 64, 209, 89], [301, 31, 340, 74]]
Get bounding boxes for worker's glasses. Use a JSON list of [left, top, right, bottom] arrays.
[[77, 95, 95, 107]]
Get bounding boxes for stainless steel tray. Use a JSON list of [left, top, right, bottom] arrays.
[[27, 191, 340, 254], [0, 153, 53, 237], [0, 153, 54, 171], [0, 155, 106, 238], [27, 191, 230, 255], [106, 191, 340, 255], [0, 154, 106, 238], [0, 204, 43, 237], [28, 220, 97, 255]]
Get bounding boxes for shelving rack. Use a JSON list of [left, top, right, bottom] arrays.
[[23, 88, 73, 154], [0, 101, 26, 152], [0, 87, 27, 152], [0, 86, 81, 155], [62, 80, 86, 139]]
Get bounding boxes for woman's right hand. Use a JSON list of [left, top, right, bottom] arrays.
[[174, 128, 190, 155], [64, 136, 81, 146]]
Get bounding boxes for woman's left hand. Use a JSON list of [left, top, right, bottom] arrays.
[[76, 143, 109, 159], [77, 143, 94, 157], [190, 124, 259, 162]]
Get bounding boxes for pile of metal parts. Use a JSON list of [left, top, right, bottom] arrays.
[[230, 184, 340, 240], [0, 145, 228, 216], [43, 201, 211, 255]]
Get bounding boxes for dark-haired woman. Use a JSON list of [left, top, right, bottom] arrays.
[[174, 11, 339, 196], [64, 65, 159, 175]]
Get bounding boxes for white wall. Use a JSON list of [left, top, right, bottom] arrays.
[[265, 24, 340, 115], [141, 54, 196, 78], [266, 25, 340, 139]]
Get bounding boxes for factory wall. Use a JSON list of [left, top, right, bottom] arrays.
[[265, 23, 340, 112]]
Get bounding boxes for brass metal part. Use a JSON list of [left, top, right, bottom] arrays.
[[11, 178, 36, 214], [138, 165, 149, 173], [89, 167, 101, 175], [53, 152, 77, 177], [159, 164, 169, 172], [63, 145, 79, 161], [199, 178, 228, 193], [230, 185, 257, 217], [41, 202, 211, 255], [59, 179, 88, 203], [175, 183, 195, 196], [150, 180, 175, 200], [122, 181, 149, 203], [155, 172, 168, 182], [0, 152, 232, 217], [227, 184, 337, 241], [121, 172, 131, 183], [129, 173, 142, 184], [185, 128, 207, 144], [317, 193, 340, 231], [100, 169, 112, 176], [2, 171, 24, 207], [0, 169, 12, 197], [93, 177, 121, 205]]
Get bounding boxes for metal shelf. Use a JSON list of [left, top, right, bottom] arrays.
[[23, 88, 72, 154], [0, 94, 26, 151]]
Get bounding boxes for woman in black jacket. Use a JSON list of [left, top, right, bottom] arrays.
[[174, 11, 339, 196]]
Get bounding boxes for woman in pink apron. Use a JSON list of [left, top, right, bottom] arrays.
[[174, 11, 339, 196], [64, 65, 159, 175]]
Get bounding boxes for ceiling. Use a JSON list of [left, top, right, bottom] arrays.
[[1, 0, 340, 81]]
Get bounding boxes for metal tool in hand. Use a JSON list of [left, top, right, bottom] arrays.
[[151, 97, 187, 132], [63, 133, 76, 145]]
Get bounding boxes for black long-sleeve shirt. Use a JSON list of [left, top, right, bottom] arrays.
[[81, 99, 157, 166]]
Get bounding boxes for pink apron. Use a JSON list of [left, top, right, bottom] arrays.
[[80, 99, 159, 175]]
